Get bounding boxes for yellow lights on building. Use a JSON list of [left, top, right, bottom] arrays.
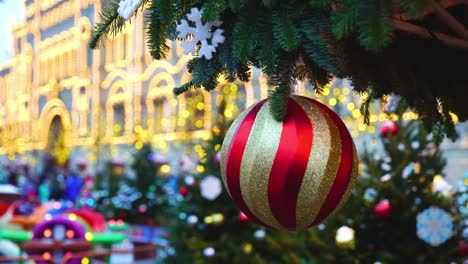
[[328, 98, 337, 106]]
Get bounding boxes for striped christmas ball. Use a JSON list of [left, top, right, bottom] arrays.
[[220, 95, 359, 231]]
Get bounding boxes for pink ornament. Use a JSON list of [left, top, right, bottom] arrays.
[[238, 212, 249, 222], [374, 199, 392, 219], [138, 204, 147, 214], [380, 121, 399, 138], [214, 152, 221, 165]]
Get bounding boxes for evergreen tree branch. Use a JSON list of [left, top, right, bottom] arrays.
[[89, 0, 126, 49]]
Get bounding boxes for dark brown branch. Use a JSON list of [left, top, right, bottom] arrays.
[[390, 19, 468, 50], [432, 0, 468, 39]]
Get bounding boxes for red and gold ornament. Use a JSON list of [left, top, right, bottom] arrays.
[[374, 199, 392, 218], [380, 121, 398, 138], [220, 96, 359, 231]]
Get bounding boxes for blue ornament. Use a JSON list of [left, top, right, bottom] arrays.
[[416, 207, 453, 246], [364, 188, 378, 203]]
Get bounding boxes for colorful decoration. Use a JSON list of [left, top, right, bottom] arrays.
[[401, 162, 415, 179], [179, 186, 189, 198], [416, 207, 453, 246], [203, 247, 215, 257], [243, 243, 253, 254], [176, 8, 225, 60], [117, 0, 144, 19], [335, 226, 355, 249], [214, 151, 221, 165], [374, 200, 392, 219], [363, 188, 378, 204], [385, 93, 400, 113], [200, 175, 222, 201], [254, 229, 266, 239], [238, 212, 249, 223], [220, 96, 358, 231], [432, 175, 453, 195], [459, 241, 468, 257], [380, 121, 399, 138]]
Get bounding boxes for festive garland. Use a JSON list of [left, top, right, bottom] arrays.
[[89, 0, 468, 140]]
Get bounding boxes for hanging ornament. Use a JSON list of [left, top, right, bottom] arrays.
[[138, 204, 147, 214], [254, 229, 266, 239], [374, 199, 392, 219], [178, 186, 189, 198], [184, 175, 195, 186], [335, 226, 355, 249], [401, 162, 415, 179], [363, 188, 378, 204], [243, 243, 253, 254], [220, 96, 358, 231], [462, 227, 468, 239], [187, 215, 199, 225], [203, 247, 215, 257], [200, 176, 222, 200], [380, 173, 392, 183], [385, 93, 400, 113], [117, 0, 143, 19], [380, 121, 398, 138], [432, 175, 453, 195], [414, 162, 421, 174], [460, 241, 468, 257], [180, 156, 197, 175], [238, 212, 249, 222], [176, 8, 225, 60], [416, 206, 453, 246], [214, 151, 221, 165]]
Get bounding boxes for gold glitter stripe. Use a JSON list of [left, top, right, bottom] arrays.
[[220, 104, 256, 198], [332, 143, 359, 214], [239, 101, 284, 230], [292, 96, 342, 230]]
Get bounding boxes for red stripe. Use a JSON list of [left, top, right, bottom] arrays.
[[224, 100, 270, 227], [304, 97, 354, 226], [267, 98, 313, 230]]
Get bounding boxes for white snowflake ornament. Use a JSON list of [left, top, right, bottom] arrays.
[[117, 0, 143, 19], [200, 175, 222, 200], [176, 8, 225, 60], [416, 206, 453, 246]]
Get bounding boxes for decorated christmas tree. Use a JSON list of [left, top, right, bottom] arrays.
[[163, 102, 275, 264], [129, 143, 171, 224]]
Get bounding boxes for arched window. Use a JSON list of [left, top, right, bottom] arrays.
[[106, 82, 132, 137]]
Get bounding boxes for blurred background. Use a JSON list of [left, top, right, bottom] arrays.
[[0, 0, 466, 263]]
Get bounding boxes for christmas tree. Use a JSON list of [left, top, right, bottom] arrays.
[[163, 101, 276, 264], [129, 143, 171, 224]]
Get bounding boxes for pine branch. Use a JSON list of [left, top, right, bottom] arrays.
[[272, 8, 301, 52], [145, 0, 171, 60], [89, 0, 126, 49]]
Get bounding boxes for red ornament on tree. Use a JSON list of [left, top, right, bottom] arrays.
[[220, 96, 359, 231], [459, 241, 468, 257], [380, 121, 399, 138], [374, 199, 392, 218], [179, 186, 189, 197], [238, 212, 249, 222]]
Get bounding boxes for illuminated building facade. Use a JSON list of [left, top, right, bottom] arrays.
[[0, 0, 269, 166]]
